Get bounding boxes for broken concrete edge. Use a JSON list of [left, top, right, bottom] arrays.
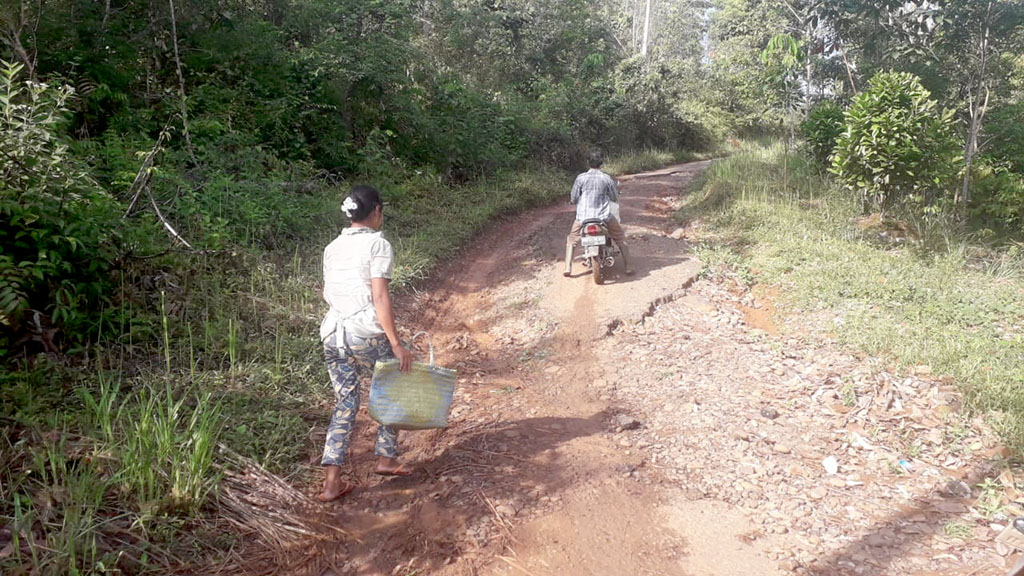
[[601, 268, 703, 338]]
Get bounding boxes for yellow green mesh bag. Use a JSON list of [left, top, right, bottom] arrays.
[[368, 334, 456, 430]]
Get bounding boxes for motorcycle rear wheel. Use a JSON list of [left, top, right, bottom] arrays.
[[592, 260, 603, 285]]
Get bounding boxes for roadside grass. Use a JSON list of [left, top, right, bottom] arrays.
[[1, 366, 229, 574], [604, 148, 714, 177], [687, 143, 1024, 447], [0, 165, 569, 573]]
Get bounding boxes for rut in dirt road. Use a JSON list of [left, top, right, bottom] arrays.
[[297, 160, 1003, 576]]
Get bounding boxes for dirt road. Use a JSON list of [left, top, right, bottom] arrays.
[[304, 161, 1009, 576]]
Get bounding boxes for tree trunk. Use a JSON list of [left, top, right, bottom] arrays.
[[641, 0, 651, 57], [783, 138, 789, 193], [840, 46, 857, 94], [956, 2, 994, 218], [8, 36, 34, 79], [626, 0, 634, 51], [959, 86, 989, 216], [168, 0, 196, 161], [0, 2, 37, 80], [102, 0, 112, 34], [147, 0, 157, 100], [804, 22, 814, 115]]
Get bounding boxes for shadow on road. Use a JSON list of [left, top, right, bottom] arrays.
[[799, 461, 1003, 575], [307, 412, 610, 576]]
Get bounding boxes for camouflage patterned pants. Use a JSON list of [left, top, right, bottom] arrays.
[[321, 332, 399, 467]]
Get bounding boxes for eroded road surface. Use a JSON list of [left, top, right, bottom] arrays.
[[297, 161, 1008, 576]]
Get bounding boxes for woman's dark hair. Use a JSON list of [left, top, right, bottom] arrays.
[[342, 185, 382, 222]]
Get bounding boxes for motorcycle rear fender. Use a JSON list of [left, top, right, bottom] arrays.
[[580, 219, 608, 234]]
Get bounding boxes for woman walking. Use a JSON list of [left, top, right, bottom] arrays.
[[318, 185, 414, 502]]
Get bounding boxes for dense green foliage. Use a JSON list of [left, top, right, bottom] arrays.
[[0, 0, 752, 359], [799, 100, 844, 165], [709, 0, 792, 131], [0, 63, 139, 355], [704, 1, 1024, 228], [986, 101, 1024, 174], [788, 1, 1024, 225], [975, 100, 1024, 225], [831, 72, 960, 212]]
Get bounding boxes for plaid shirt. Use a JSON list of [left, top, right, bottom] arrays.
[[570, 168, 619, 222]]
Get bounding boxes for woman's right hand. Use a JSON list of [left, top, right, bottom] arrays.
[[393, 343, 414, 373]]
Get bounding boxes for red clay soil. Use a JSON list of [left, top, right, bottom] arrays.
[[253, 160, 1004, 576]]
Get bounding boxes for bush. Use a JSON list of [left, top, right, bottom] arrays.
[[800, 100, 845, 165], [972, 164, 1024, 228], [0, 62, 127, 354], [984, 102, 1024, 174], [831, 71, 961, 213]]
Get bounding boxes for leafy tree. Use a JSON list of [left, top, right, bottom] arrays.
[[709, 0, 791, 131], [934, 1, 1024, 213], [831, 71, 960, 213], [810, 0, 1024, 219], [761, 33, 805, 124], [761, 33, 805, 188]]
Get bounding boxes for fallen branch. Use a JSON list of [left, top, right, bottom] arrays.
[[215, 445, 352, 554], [477, 490, 518, 545], [123, 123, 172, 218], [147, 185, 194, 250]]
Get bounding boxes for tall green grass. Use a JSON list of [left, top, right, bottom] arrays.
[[689, 143, 1024, 446], [17, 441, 110, 575], [120, 383, 221, 516], [3, 371, 224, 574]]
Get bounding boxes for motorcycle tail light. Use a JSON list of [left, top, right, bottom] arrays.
[[585, 224, 600, 235]]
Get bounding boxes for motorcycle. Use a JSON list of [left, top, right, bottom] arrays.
[[579, 218, 618, 285]]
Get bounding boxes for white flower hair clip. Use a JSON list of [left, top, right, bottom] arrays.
[[341, 197, 359, 218]]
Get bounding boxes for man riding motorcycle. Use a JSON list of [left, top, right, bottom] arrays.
[[564, 151, 635, 277]]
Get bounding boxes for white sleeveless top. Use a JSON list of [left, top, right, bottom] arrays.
[[319, 227, 394, 341]]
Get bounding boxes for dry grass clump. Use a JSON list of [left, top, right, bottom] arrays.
[[217, 446, 348, 558]]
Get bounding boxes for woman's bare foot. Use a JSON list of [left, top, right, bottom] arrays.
[[319, 465, 354, 502], [318, 482, 353, 502], [374, 456, 413, 477]]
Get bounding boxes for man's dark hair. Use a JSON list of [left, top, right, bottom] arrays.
[[588, 150, 604, 169], [345, 185, 382, 222]]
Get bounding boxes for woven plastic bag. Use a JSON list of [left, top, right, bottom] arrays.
[[368, 333, 456, 430]]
